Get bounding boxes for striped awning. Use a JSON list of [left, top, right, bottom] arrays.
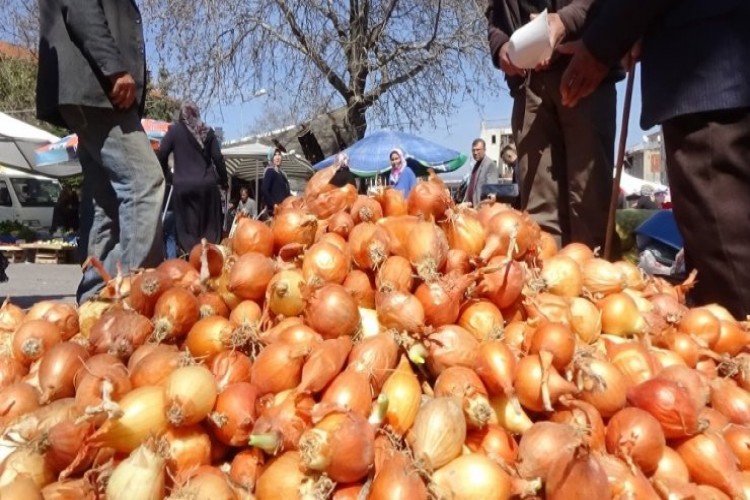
[[222, 141, 314, 187]]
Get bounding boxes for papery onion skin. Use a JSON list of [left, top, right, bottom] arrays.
[[376, 256, 414, 293], [0, 382, 41, 425], [164, 364, 218, 427], [369, 449, 428, 500], [251, 342, 309, 396], [514, 352, 577, 413], [474, 340, 517, 397], [458, 300, 504, 342], [208, 350, 253, 391], [88, 309, 154, 359], [271, 209, 318, 252], [231, 217, 274, 257], [185, 316, 236, 360], [343, 270, 376, 309], [302, 242, 351, 285], [38, 341, 90, 403], [545, 445, 610, 500], [12, 319, 62, 366], [652, 446, 690, 484], [431, 454, 513, 500], [163, 425, 212, 479], [25, 302, 79, 341], [196, 291, 230, 319], [465, 423, 519, 467], [305, 284, 361, 340], [675, 431, 744, 498], [128, 269, 173, 317], [208, 382, 258, 447], [348, 332, 400, 392], [605, 407, 666, 475], [228, 252, 276, 301], [517, 421, 578, 481], [724, 424, 750, 471], [320, 369, 373, 418], [550, 399, 606, 451], [408, 397, 466, 471], [376, 290, 425, 333], [425, 325, 480, 377], [574, 356, 628, 418], [298, 337, 353, 394], [627, 378, 702, 439], [255, 451, 307, 500]]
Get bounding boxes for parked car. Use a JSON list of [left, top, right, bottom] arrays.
[[0, 166, 62, 230]]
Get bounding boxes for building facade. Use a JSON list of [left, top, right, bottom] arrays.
[[625, 130, 668, 185]]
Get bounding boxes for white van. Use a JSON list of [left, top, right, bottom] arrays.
[[0, 166, 62, 230]]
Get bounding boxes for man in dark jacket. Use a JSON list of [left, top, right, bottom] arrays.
[[560, 0, 750, 318], [487, 0, 621, 251], [37, 0, 165, 303]]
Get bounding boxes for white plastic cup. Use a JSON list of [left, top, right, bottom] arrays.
[[507, 10, 553, 69]]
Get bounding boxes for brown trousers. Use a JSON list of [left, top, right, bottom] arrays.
[[512, 70, 617, 251], [662, 107, 750, 319]]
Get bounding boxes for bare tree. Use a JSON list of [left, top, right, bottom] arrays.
[[142, 0, 495, 140]]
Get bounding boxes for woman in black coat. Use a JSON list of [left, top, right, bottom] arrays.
[[261, 148, 291, 216], [157, 102, 228, 253]]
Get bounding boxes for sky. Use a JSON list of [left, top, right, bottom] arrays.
[[204, 68, 656, 180]]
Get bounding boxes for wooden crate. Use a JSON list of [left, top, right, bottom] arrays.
[[0, 246, 25, 263]]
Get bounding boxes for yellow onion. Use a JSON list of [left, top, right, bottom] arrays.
[[105, 442, 165, 500], [540, 255, 583, 297], [432, 454, 514, 500], [302, 242, 351, 285], [442, 209, 486, 257], [231, 217, 274, 257], [164, 365, 218, 427], [582, 258, 626, 297], [266, 269, 306, 317], [270, 209, 318, 252], [380, 356, 421, 436], [408, 397, 465, 471], [597, 292, 645, 337]]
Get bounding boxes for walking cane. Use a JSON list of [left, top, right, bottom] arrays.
[[161, 184, 173, 223], [604, 64, 637, 261]]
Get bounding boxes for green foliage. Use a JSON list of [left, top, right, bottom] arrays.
[[0, 219, 36, 241]]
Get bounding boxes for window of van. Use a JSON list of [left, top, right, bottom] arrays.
[[0, 181, 12, 207], [10, 178, 60, 207]]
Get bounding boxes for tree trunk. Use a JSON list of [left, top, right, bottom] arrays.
[[345, 102, 368, 141]]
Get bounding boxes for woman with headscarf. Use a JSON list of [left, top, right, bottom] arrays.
[[329, 153, 357, 188], [157, 101, 228, 254], [261, 148, 291, 217], [388, 148, 416, 198]]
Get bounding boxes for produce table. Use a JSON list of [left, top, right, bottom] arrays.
[[0, 244, 25, 263], [18, 242, 76, 264]]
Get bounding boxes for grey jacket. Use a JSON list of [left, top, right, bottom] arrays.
[[582, 0, 750, 128], [463, 156, 499, 206], [36, 0, 147, 127]]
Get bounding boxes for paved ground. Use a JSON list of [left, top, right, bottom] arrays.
[[0, 263, 80, 308]]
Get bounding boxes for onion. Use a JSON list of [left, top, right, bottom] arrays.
[[477, 258, 525, 310], [377, 215, 419, 258], [474, 340, 516, 397], [0, 382, 40, 424], [74, 356, 131, 412], [528, 322, 575, 371], [407, 176, 452, 222], [196, 291, 230, 318], [407, 221, 449, 281], [515, 352, 577, 413], [702, 303, 737, 323], [188, 240, 225, 278], [299, 337, 353, 394], [327, 211, 354, 239], [379, 355, 421, 436], [164, 364, 218, 427], [710, 377, 750, 425], [481, 209, 539, 261], [540, 255, 583, 297], [129, 348, 185, 388], [652, 446, 690, 483], [229, 448, 264, 493], [582, 258, 626, 297], [604, 338, 659, 387], [342, 270, 376, 309], [702, 406, 732, 433], [465, 423, 519, 467], [229, 300, 262, 327], [442, 209, 486, 257], [489, 394, 533, 434], [375, 187, 408, 217], [376, 290, 425, 333], [0, 447, 55, 490], [208, 382, 258, 446], [251, 341, 309, 396], [627, 378, 702, 438], [369, 449, 428, 500], [163, 425, 211, 479], [349, 222, 390, 270], [425, 324, 480, 377], [445, 248, 472, 275], [228, 252, 276, 301], [350, 195, 383, 223], [45, 419, 96, 476], [302, 242, 351, 285], [408, 397, 465, 471], [12, 319, 61, 366], [255, 452, 310, 500], [535, 231, 559, 260], [126, 269, 172, 317], [434, 366, 493, 428], [605, 407, 665, 474], [524, 292, 570, 325], [414, 272, 476, 327], [714, 320, 749, 356], [89, 309, 153, 359], [724, 424, 750, 471], [267, 269, 306, 317], [271, 209, 318, 252], [2, 398, 78, 443], [568, 297, 601, 344], [275, 322, 323, 351], [305, 284, 361, 339], [299, 411, 374, 483], [614, 260, 647, 290], [658, 364, 710, 410], [38, 342, 90, 403], [251, 391, 315, 455], [517, 421, 578, 481], [458, 300, 504, 342], [208, 350, 252, 391], [573, 355, 628, 417], [675, 431, 744, 498], [597, 452, 657, 498], [212, 270, 242, 310], [25, 302, 79, 341], [432, 454, 515, 500], [185, 316, 236, 360], [0, 298, 25, 334], [679, 308, 721, 349], [105, 442, 165, 500], [149, 288, 198, 344], [320, 369, 373, 418], [597, 292, 645, 336], [157, 258, 200, 292], [376, 256, 414, 293], [558, 242, 595, 265], [545, 445, 609, 500], [0, 356, 27, 390], [550, 399, 606, 451], [348, 332, 400, 392], [308, 184, 358, 220], [87, 385, 168, 453]]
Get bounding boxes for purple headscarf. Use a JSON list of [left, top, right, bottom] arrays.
[[179, 101, 210, 147]]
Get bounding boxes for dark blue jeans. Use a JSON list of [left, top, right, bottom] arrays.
[[163, 209, 177, 259], [59, 105, 165, 302]]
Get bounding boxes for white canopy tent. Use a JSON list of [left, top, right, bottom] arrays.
[[221, 141, 314, 195], [619, 171, 670, 200], [0, 112, 77, 178]]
